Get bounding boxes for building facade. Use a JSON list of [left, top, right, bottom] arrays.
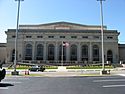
[[0, 43, 6, 63], [5, 22, 120, 64], [119, 44, 125, 63]]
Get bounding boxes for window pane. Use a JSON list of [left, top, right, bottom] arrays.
[[93, 45, 99, 61], [70, 44, 77, 61], [81, 45, 88, 61], [25, 44, 32, 60], [48, 44, 55, 60], [36, 44, 43, 60]]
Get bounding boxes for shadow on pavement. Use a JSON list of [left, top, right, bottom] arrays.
[[0, 83, 14, 87]]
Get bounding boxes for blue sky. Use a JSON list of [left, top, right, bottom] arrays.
[[0, 0, 125, 43]]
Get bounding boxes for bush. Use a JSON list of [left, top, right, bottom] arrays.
[[44, 66, 58, 69]]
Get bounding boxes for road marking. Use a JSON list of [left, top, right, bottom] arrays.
[[88, 76, 120, 79], [2, 81, 22, 84], [5, 77, 30, 80], [103, 85, 125, 88], [93, 79, 125, 82], [118, 74, 125, 77], [0, 87, 9, 90]]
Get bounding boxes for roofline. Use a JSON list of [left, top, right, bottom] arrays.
[[19, 21, 107, 29], [0, 43, 6, 47], [119, 44, 125, 47], [6, 29, 118, 34]]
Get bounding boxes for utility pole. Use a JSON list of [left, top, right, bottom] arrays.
[[97, 0, 107, 74], [61, 41, 63, 66], [12, 0, 24, 75]]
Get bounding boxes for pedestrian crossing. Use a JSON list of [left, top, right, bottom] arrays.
[[92, 76, 125, 88], [1, 74, 125, 90], [0, 87, 8, 90], [0, 77, 30, 90], [117, 74, 125, 77]]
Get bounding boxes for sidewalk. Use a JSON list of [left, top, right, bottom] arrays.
[[5, 67, 125, 77]]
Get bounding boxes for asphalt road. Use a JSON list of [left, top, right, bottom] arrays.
[[0, 76, 125, 94]]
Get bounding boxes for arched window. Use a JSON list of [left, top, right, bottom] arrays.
[[59, 44, 66, 61], [107, 50, 113, 63], [48, 44, 55, 60], [25, 44, 32, 60], [70, 44, 77, 61], [81, 45, 88, 61], [93, 45, 99, 61], [36, 44, 44, 60]]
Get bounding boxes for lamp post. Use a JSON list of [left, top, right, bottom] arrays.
[[12, 0, 24, 75], [61, 41, 63, 66], [97, 0, 107, 74]]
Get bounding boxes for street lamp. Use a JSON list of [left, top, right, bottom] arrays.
[[12, 0, 24, 75], [97, 0, 107, 74], [61, 41, 64, 66]]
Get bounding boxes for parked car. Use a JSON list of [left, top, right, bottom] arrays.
[[0, 69, 6, 82], [29, 65, 45, 72]]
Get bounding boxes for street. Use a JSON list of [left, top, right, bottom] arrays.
[[0, 75, 125, 94]]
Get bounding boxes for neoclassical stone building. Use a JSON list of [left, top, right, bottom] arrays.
[[5, 22, 120, 64]]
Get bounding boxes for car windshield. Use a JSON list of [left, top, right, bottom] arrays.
[[32, 66, 39, 68]]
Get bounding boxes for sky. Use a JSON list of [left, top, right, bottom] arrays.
[[0, 0, 125, 43]]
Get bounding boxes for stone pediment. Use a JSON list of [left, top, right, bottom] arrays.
[[19, 21, 107, 30]]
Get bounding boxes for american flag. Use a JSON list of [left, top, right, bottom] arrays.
[[63, 42, 69, 47]]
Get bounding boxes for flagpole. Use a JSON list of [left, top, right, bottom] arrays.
[[61, 41, 63, 66]]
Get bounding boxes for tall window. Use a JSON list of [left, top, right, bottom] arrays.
[[25, 44, 32, 60], [93, 45, 99, 61], [81, 45, 88, 61], [48, 44, 55, 60], [107, 50, 113, 63], [36, 44, 43, 60], [70, 44, 77, 61], [59, 44, 66, 61], [12, 49, 15, 62]]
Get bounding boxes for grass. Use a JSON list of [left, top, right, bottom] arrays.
[[66, 65, 113, 69]]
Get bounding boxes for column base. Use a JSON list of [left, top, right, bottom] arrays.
[[57, 66, 67, 72], [100, 70, 108, 75]]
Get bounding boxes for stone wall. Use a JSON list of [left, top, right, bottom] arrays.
[[119, 44, 125, 63], [0, 43, 6, 63]]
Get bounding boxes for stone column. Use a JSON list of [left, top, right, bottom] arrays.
[[66, 43, 70, 62], [21, 42, 24, 61], [43, 42, 47, 61], [77, 42, 81, 62], [32, 41, 35, 60], [55, 42, 58, 62], [89, 42, 92, 62], [8, 49, 11, 62]]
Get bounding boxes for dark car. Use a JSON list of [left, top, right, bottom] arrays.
[[29, 65, 45, 72], [0, 69, 6, 82]]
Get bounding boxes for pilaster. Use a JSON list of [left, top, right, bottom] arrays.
[[77, 42, 81, 62], [89, 42, 92, 62]]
